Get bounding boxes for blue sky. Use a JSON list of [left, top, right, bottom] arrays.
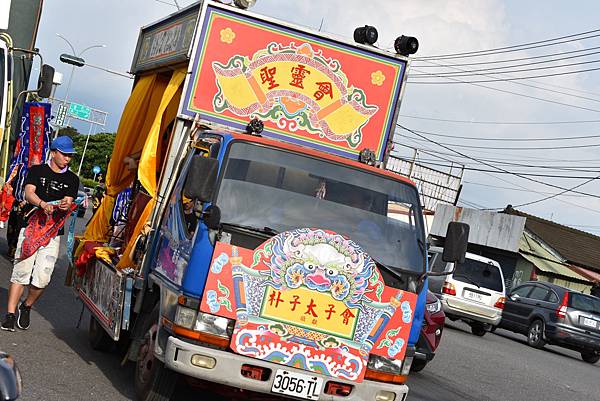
[[33, 0, 600, 233]]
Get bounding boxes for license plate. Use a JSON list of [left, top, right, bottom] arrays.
[[582, 317, 598, 328], [464, 290, 483, 302], [271, 369, 323, 400]]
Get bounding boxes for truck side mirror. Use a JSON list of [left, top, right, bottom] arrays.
[[37, 64, 55, 98], [442, 222, 469, 263], [183, 155, 219, 203]]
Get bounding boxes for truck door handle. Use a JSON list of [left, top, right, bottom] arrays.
[[535, 303, 541, 306]]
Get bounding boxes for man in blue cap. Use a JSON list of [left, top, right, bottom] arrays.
[[1, 136, 80, 331]]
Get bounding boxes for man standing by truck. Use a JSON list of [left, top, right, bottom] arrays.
[[1, 136, 79, 332]]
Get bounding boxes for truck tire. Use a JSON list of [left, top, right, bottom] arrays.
[[410, 358, 428, 373], [527, 320, 546, 349], [89, 315, 114, 352], [134, 305, 177, 401]]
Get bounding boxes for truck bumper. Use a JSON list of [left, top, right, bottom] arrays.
[[164, 336, 409, 401]]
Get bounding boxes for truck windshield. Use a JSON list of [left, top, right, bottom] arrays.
[[215, 141, 426, 274]]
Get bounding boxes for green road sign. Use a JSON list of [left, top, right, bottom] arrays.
[[69, 102, 91, 119]]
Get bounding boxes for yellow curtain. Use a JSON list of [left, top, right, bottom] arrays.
[[81, 73, 169, 243], [138, 69, 186, 197], [116, 68, 187, 269]]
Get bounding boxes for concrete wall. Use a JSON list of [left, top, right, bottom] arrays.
[[431, 205, 525, 253]]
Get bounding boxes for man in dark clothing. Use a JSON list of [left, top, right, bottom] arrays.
[[1, 136, 79, 332]]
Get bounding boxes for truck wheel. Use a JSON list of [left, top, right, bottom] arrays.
[[134, 305, 177, 401], [89, 316, 114, 352], [410, 358, 428, 373], [581, 351, 600, 364], [527, 320, 546, 349], [471, 323, 486, 337]]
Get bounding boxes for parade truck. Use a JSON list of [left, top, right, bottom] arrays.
[[70, 2, 468, 401]]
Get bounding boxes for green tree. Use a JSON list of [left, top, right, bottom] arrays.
[[58, 126, 79, 138], [71, 132, 116, 179]]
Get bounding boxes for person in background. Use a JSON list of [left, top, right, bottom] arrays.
[[1, 136, 79, 332]]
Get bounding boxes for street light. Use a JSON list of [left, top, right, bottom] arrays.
[[54, 33, 105, 138]]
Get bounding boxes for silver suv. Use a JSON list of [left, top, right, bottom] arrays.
[[429, 247, 506, 336]]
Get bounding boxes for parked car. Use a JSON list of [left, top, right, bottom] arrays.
[[0, 352, 22, 400], [498, 281, 600, 363], [429, 246, 506, 336], [412, 290, 446, 372]]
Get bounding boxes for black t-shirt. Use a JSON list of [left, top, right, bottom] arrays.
[[23, 164, 80, 234]]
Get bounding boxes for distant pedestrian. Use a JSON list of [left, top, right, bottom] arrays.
[[1, 136, 79, 332]]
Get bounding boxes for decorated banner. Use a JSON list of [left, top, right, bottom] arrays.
[[181, 3, 407, 161], [0, 102, 51, 222], [200, 228, 417, 382]]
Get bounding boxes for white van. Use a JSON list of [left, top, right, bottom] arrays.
[[428, 246, 506, 336]]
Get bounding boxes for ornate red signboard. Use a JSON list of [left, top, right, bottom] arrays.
[[181, 3, 408, 161]]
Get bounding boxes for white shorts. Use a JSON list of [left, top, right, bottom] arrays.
[[10, 228, 61, 288]]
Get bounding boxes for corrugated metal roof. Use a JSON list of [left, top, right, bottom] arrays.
[[504, 206, 600, 272], [519, 233, 588, 281]]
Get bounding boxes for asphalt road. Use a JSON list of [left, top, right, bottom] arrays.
[[0, 209, 598, 401]]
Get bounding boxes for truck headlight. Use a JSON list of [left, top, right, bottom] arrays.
[[194, 312, 235, 338], [175, 305, 198, 329], [426, 298, 441, 314], [367, 354, 402, 375]]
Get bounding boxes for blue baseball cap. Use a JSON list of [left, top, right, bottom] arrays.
[[50, 136, 76, 154]]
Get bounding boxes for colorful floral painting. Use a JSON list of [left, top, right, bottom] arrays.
[[200, 228, 417, 382]]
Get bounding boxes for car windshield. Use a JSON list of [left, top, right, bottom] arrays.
[[215, 141, 426, 273], [569, 293, 600, 314], [453, 259, 503, 292]]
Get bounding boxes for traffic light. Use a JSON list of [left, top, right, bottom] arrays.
[[37, 64, 55, 98], [59, 53, 85, 67]]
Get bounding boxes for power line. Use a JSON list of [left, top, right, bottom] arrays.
[[410, 59, 600, 104], [412, 45, 600, 68], [409, 156, 600, 173], [415, 29, 600, 60], [399, 114, 600, 125], [398, 124, 600, 198], [463, 181, 589, 197], [392, 138, 600, 163], [411, 56, 600, 77], [511, 173, 600, 208], [398, 126, 600, 142], [409, 65, 600, 84], [407, 67, 600, 113], [402, 133, 600, 150], [392, 153, 600, 178]]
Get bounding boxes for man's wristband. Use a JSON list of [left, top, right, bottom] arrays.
[[38, 200, 44, 208]]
